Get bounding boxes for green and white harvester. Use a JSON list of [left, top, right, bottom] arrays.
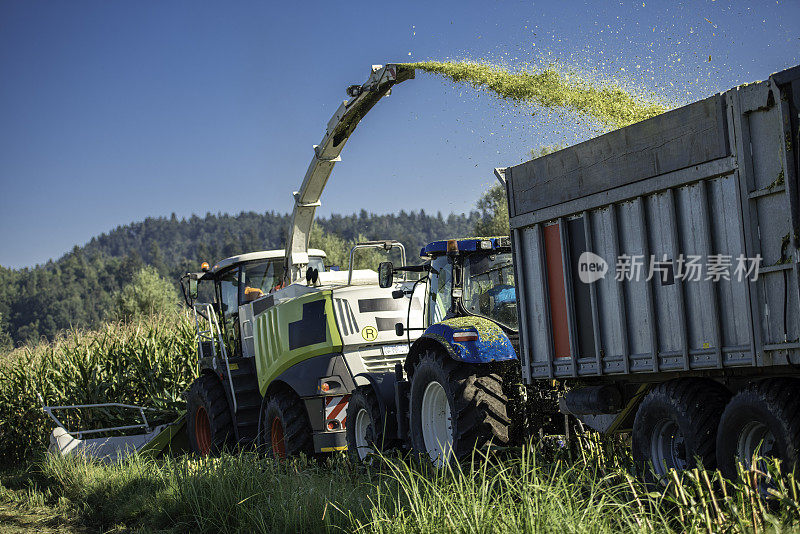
[[45, 64, 421, 460]]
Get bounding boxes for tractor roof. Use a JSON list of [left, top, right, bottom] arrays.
[[210, 248, 327, 274], [420, 237, 511, 258]]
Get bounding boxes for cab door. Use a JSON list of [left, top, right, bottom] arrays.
[[216, 267, 242, 358]]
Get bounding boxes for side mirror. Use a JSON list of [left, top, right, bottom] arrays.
[[189, 279, 198, 301], [378, 261, 394, 288]]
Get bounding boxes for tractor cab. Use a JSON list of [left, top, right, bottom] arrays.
[[380, 237, 517, 334]]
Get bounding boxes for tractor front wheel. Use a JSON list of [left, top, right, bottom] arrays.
[[186, 374, 233, 456], [409, 349, 511, 466]]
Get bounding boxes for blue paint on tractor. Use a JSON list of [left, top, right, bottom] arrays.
[[420, 237, 511, 258], [422, 316, 517, 364]]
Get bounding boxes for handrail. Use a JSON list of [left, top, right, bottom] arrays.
[[348, 240, 406, 285], [192, 302, 238, 413]]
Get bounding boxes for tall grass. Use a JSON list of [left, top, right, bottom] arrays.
[[0, 312, 196, 465], [3, 440, 799, 533]]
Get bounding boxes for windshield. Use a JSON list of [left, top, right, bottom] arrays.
[[463, 252, 517, 330], [427, 255, 452, 325]]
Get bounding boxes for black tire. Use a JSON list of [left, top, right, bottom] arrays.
[[632, 379, 729, 478], [717, 378, 800, 480], [346, 387, 386, 463], [259, 387, 313, 459], [186, 373, 233, 456], [409, 349, 511, 465]]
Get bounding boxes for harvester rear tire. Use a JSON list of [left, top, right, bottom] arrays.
[[346, 387, 386, 463], [409, 349, 511, 466], [260, 387, 313, 460], [186, 374, 233, 456]]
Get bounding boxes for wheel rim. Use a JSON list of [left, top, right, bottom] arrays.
[[271, 416, 286, 459], [354, 408, 374, 460], [737, 421, 776, 471], [649, 419, 687, 476], [420, 381, 453, 466], [194, 406, 211, 456]]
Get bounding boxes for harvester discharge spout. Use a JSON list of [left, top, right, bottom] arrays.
[[284, 64, 415, 283]]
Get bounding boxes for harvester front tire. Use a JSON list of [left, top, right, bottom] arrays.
[[346, 387, 386, 463], [632, 379, 729, 479], [260, 388, 313, 459], [186, 374, 233, 456], [409, 349, 511, 466], [716, 378, 800, 480]]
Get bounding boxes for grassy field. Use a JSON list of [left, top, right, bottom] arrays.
[[2, 433, 800, 533], [2, 316, 800, 533]]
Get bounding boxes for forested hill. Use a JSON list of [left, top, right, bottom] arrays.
[[0, 209, 482, 347]]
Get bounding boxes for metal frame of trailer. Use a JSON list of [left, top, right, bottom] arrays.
[[504, 65, 800, 384]]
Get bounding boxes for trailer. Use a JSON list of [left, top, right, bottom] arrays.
[[501, 64, 800, 477]]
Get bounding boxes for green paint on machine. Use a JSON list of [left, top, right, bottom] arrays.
[[252, 291, 343, 396]]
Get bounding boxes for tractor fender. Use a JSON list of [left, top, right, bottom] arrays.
[[352, 372, 399, 440], [353, 372, 397, 417], [404, 316, 517, 378]]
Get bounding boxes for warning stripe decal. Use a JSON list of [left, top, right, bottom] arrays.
[[324, 395, 350, 426]]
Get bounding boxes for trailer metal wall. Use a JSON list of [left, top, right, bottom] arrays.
[[507, 66, 800, 382]]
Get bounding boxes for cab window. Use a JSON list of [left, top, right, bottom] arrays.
[[217, 267, 241, 357], [427, 255, 452, 325], [242, 259, 285, 301]]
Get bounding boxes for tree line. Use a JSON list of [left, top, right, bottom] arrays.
[[1, 201, 510, 348]]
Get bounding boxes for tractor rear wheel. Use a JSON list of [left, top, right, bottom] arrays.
[[346, 387, 386, 463], [409, 349, 511, 466], [260, 387, 313, 459], [186, 374, 233, 456]]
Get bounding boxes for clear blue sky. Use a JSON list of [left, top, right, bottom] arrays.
[[1, 1, 798, 269]]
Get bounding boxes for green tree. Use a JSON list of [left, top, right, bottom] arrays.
[[0, 312, 12, 352], [114, 266, 178, 320], [474, 183, 510, 237]]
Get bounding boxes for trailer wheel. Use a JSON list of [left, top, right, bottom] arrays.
[[186, 374, 233, 456], [716, 378, 800, 480], [409, 349, 510, 466], [259, 387, 313, 459], [346, 387, 385, 463], [632, 379, 729, 478]]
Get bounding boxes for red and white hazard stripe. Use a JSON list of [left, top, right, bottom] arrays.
[[324, 395, 350, 429]]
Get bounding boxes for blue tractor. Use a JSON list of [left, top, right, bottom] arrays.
[[345, 237, 560, 465]]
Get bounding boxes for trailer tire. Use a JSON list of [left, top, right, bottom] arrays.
[[346, 387, 386, 463], [716, 378, 800, 480], [186, 374, 233, 456], [260, 387, 313, 459], [409, 349, 510, 466], [632, 379, 729, 479]]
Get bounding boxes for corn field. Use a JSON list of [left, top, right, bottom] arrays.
[[0, 312, 197, 465]]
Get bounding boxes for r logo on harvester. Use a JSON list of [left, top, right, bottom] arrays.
[[361, 325, 378, 341], [288, 300, 327, 350]]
